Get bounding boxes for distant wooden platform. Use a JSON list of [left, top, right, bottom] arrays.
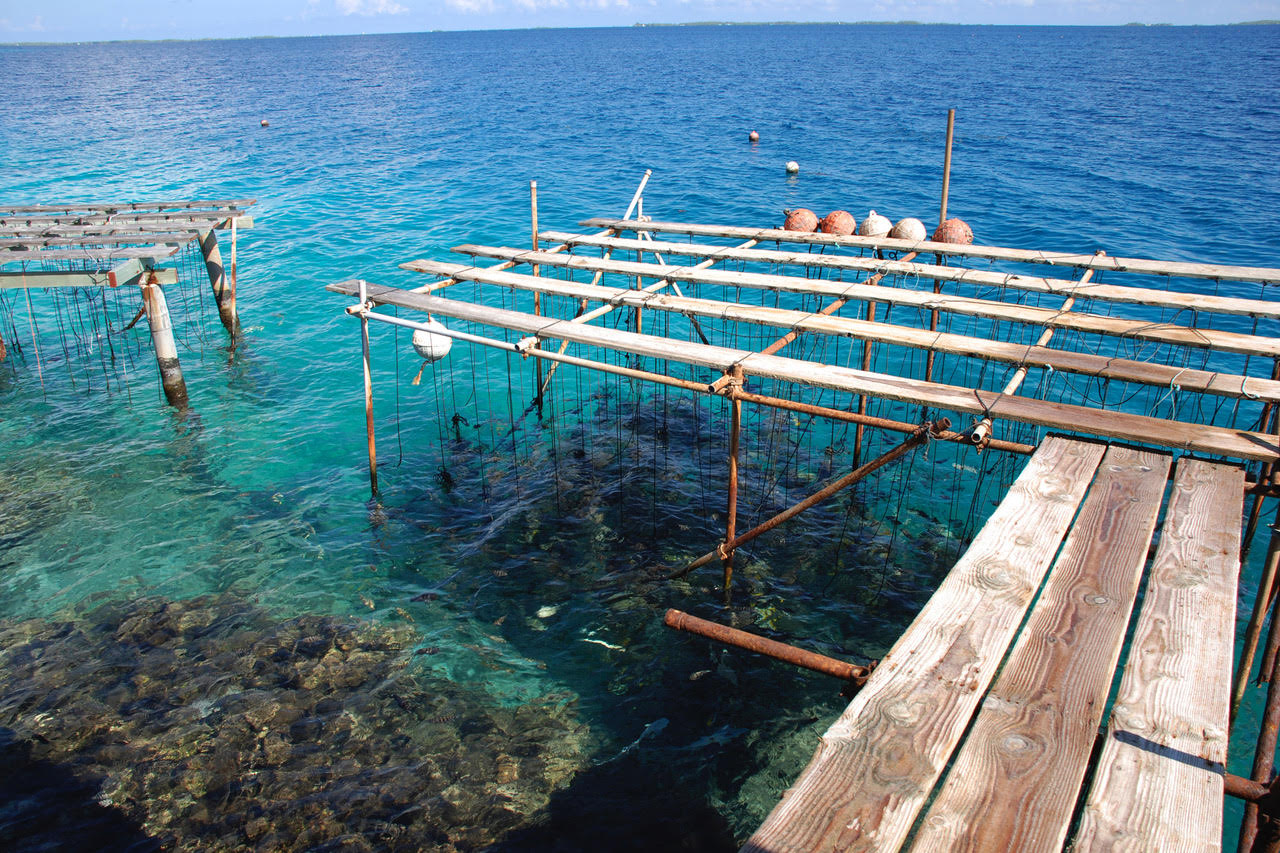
[[744, 436, 1243, 852]]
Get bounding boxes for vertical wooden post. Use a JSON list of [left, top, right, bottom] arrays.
[[939, 108, 956, 226], [723, 365, 744, 593], [141, 273, 189, 408], [530, 181, 543, 418], [198, 229, 239, 337], [359, 280, 378, 497]]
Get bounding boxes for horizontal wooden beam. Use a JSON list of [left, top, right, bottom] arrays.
[[0, 216, 252, 238], [541, 230, 1280, 320], [441, 246, 1280, 358], [327, 279, 1280, 462], [0, 260, 177, 288], [0, 199, 256, 215], [0, 212, 254, 230], [0, 245, 182, 264], [579, 218, 1280, 286], [0, 230, 203, 249], [404, 258, 1280, 404]]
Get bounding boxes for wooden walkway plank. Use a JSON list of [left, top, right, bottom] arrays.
[[741, 437, 1106, 853], [0, 199, 255, 215], [909, 445, 1172, 853], [1075, 458, 1244, 853], [538, 230, 1280, 320], [406, 256, 1280, 404], [578, 218, 1280, 286], [437, 248, 1280, 358], [326, 281, 1280, 463]]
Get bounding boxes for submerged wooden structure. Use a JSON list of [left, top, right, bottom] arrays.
[[330, 175, 1280, 850], [0, 199, 254, 406]]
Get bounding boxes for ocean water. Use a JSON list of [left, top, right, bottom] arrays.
[[2, 23, 1279, 851]]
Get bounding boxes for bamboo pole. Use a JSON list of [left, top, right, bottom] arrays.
[[939, 108, 955, 225], [664, 609, 873, 684], [358, 280, 378, 497], [672, 423, 937, 579], [140, 272, 189, 408], [530, 180, 543, 418], [197, 229, 239, 336]]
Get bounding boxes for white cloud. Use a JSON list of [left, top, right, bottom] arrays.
[[446, 0, 497, 11], [336, 0, 409, 14], [514, 0, 570, 10]]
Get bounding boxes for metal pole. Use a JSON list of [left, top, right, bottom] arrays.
[[141, 273, 189, 408], [358, 279, 378, 497], [664, 609, 873, 685], [530, 180, 543, 418], [724, 365, 744, 591], [1235, 499, 1280, 721], [940, 108, 956, 226]]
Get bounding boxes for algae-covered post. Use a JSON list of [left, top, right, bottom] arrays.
[[141, 271, 189, 408], [198, 228, 239, 337]]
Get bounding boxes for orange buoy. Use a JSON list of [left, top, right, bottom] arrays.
[[818, 210, 856, 235], [782, 208, 819, 232], [932, 218, 974, 245], [749, 130, 760, 142]]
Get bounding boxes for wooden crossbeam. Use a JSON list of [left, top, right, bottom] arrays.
[[540, 230, 1280, 320], [0, 211, 251, 229], [0, 216, 252, 238], [0, 261, 178, 288], [0, 198, 255, 215], [327, 280, 1280, 462], [579, 218, 1280, 286], [0, 231, 205, 248], [436, 247, 1280, 358], [0, 245, 182, 264], [407, 258, 1280, 403]]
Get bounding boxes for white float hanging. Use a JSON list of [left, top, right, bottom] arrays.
[[412, 316, 453, 363]]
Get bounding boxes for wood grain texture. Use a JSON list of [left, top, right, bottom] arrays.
[[741, 437, 1105, 853], [0, 245, 181, 264], [909, 446, 1171, 853], [1075, 458, 1244, 853], [578, 218, 1280, 285], [441, 247, 1280, 358], [538, 230, 1280, 320], [327, 280, 1280, 462], [0, 199, 255, 215], [407, 257, 1280, 403]]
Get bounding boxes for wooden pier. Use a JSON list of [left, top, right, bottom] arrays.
[[1, 199, 255, 406], [329, 180, 1280, 849]]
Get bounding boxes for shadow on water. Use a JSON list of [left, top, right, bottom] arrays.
[[0, 727, 161, 853]]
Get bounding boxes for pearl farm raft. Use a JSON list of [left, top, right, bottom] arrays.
[[328, 152, 1280, 852]]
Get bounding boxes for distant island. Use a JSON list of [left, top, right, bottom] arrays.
[[633, 19, 1279, 27]]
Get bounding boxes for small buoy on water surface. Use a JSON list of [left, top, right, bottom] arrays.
[[890, 217, 927, 241], [818, 210, 856, 236], [932, 217, 974, 245], [785, 160, 800, 174], [260, 119, 269, 127], [782, 208, 819, 232], [411, 317, 453, 363], [857, 210, 891, 238], [749, 130, 760, 142]]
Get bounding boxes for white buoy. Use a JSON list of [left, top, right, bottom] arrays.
[[785, 160, 800, 174], [411, 317, 452, 363], [858, 210, 891, 237], [890, 217, 927, 241], [260, 119, 269, 127]]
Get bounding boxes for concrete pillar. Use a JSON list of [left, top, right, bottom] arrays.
[[142, 275, 189, 408], [198, 229, 239, 336]]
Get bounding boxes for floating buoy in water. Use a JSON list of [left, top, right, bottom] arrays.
[[749, 130, 759, 142], [890, 217, 926, 241], [858, 210, 891, 238], [260, 119, 269, 127], [782, 208, 819, 232], [932, 217, 974, 245], [819, 210, 856, 235], [411, 317, 453, 363], [785, 160, 800, 174]]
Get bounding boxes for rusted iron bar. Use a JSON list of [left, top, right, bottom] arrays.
[[1240, 607, 1280, 851], [358, 280, 378, 497], [724, 365, 744, 592], [664, 609, 873, 685], [671, 421, 941, 579], [1234, 499, 1280, 721], [1242, 359, 1280, 563]]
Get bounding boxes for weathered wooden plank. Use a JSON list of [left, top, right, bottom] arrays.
[[0, 264, 178, 288], [1074, 458, 1244, 852], [0, 231, 203, 248], [740, 437, 1105, 853], [437, 248, 1280, 358], [0, 199, 255, 215], [0, 217, 252, 238], [0, 212, 253, 231], [540, 230, 1280, 320], [406, 258, 1280, 403], [327, 280, 1280, 462], [910, 446, 1171, 852], [0, 245, 181, 264], [579, 218, 1280, 285]]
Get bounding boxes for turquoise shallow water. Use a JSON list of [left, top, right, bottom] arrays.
[[2, 23, 1280, 850]]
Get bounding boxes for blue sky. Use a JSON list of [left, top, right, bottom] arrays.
[[2, 0, 1278, 42]]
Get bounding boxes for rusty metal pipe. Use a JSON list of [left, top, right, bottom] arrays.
[[671, 423, 938, 579], [724, 366, 744, 591], [1241, 614, 1280, 851], [664, 609, 872, 684], [1234, 499, 1280, 721]]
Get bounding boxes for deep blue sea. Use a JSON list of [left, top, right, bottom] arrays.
[[2, 23, 1280, 851]]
